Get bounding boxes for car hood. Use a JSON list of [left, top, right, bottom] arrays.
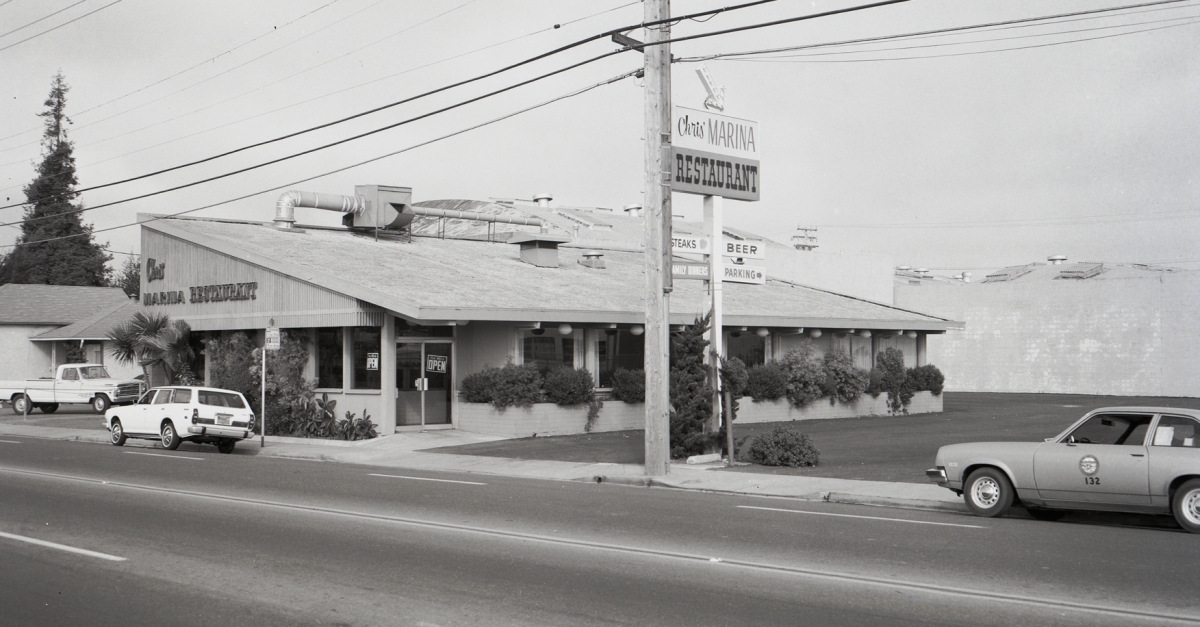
[[935, 441, 1044, 464]]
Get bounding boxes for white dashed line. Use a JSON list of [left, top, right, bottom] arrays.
[[737, 505, 985, 528], [0, 440, 21, 444], [368, 473, 486, 485], [0, 531, 127, 561], [125, 452, 203, 461]]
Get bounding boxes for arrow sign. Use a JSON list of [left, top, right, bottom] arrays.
[[722, 264, 766, 285]]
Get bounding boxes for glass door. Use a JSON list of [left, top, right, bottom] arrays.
[[396, 341, 453, 428]]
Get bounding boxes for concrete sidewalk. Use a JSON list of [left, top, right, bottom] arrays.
[[0, 423, 966, 513]]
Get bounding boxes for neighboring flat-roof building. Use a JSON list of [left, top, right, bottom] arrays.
[[136, 184, 960, 435], [895, 258, 1199, 397]]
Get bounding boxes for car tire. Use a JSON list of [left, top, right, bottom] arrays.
[[964, 468, 1014, 518], [39, 403, 59, 414], [1171, 479, 1200, 534], [11, 395, 28, 415], [217, 440, 236, 454], [110, 419, 127, 446], [1025, 506, 1066, 522], [92, 395, 110, 414], [161, 420, 182, 450]]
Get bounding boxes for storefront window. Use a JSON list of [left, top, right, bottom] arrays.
[[522, 330, 575, 376], [352, 327, 381, 390], [317, 328, 343, 388], [727, 332, 765, 366], [396, 318, 454, 337], [597, 330, 644, 388]]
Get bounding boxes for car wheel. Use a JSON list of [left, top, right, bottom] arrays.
[[92, 395, 110, 414], [964, 468, 1014, 517], [1025, 506, 1066, 522], [39, 403, 59, 414], [217, 440, 236, 454], [1172, 479, 1200, 534], [11, 395, 28, 415], [110, 419, 127, 446], [161, 421, 182, 450]]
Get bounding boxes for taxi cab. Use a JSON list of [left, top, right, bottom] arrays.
[[105, 386, 255, 454], [928, 407, 1200, 533]]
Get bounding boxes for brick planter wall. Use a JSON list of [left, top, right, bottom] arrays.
[[733, 390, 942, 424], [456, 401, 645, 438]]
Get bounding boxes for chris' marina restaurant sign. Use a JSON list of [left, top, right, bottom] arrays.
[[141, 258, 259, 306], [671, 105, 760, 202]]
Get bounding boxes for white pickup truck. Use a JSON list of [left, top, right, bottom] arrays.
[[0, 364, 143, 415]]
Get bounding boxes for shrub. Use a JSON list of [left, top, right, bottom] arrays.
[[719, 357, 748, 429], [334, 410, 378, 441], [543, 367, 595, 405], [876, 347, 914, 414], [460, 366, 500, 403], [744, 427, 820, 467], [458, 363, 542, 409], [781, 343, 824, 408], [610, 368, 645, 403], [744, 361, 788, 402], [866, 367, 885, 397], [822, 347, 870, 405], [907, 364, 945, 396], [669, 314, 715, 458]]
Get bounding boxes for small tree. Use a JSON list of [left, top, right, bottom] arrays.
[[111, 254, 140, 299], [822, 346, 870, 405], [107, 311, 195, 385], [781, 342, 824, 408], [669, 313, 714, 458], [876, 347, 913, 414]]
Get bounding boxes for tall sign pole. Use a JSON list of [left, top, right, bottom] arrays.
[[704, 194, 723, 438], [643, 0, 672, 477]]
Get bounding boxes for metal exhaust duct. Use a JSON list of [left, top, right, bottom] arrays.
[[274, 191, 366, 229], [410, 206, 543, 227]]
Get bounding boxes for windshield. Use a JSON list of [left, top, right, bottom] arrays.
[[79, 366, 111, 379]]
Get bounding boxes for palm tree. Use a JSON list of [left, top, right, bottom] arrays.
[[108, 312, 196, 386]]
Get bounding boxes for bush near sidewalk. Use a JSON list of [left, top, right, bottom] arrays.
[[743, 426, 820, 467]]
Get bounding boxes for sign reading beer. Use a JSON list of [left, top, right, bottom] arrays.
[[723, 239, 765, 260], [671, 105, 760, 202]]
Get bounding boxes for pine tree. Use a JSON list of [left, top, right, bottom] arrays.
[[0, 72, 111, 286], [112, 254, 140, 299], [669, 313, 715, 458]]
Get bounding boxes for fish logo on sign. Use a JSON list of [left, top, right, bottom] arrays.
[[1079, 455, 1099, 476]]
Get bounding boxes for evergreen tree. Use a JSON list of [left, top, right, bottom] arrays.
[[0, 72, 111, 286], [112, 254, 140, 299], [668, 313, 715, 458]]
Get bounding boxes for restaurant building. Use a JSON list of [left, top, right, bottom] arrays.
[[137, 184, 960, 435]]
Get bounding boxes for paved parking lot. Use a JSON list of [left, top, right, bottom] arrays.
[[428, 392, 1200, 483]]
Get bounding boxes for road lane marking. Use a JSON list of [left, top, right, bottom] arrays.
[[0, 440, 21, 444], [368, 473, 486, 485], [0, 531, 127, 562], [1, 465, 1196, 625], [125, 452, 203, 461], [736, 505, 985, 529]]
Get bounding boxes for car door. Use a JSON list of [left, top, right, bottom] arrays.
[[1033, 412, 1153, 506], [57, 367, 84, 403], [128, 389, 160, 434], [1146, 414, 1200, 508], [148, 388, 175, 434]]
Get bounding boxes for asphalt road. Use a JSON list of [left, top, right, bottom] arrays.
[[2, 437, 1199, 626]]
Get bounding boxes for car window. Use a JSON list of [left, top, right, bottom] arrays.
[[152, 389, 173, 404], [1153, 415, 1200, 448], [1066, 413, 1153, 445], [198, 390, 246, 408], [171, 388, 192, 404], [79, 366, 110, 379], [62, 368, 78, 381], [137, 391, 157, 405]]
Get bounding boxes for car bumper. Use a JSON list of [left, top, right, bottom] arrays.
[[926, 467, 948, 487], [188, 425, 250, 439]]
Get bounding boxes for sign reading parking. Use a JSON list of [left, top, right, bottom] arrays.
[[723, 264, 766, 285]]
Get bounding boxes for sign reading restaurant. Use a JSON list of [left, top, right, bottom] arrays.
[[144, 282, 258, 306], [670, 105, 760, 202]]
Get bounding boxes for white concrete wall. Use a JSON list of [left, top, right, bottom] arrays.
[[0, 326, 57, 380], [457, 400, 644, 437], [762, 240, 895, 304], [895, 271, 1200, 397], [734, 391, 942, 423]]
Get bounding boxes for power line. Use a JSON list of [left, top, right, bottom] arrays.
[[0, 0, 89, 39], [0, 0, 792, 215], [0, 0, 123, 54], [0, 1, 641, 192], [815, 209, 1200, 229], [0, 70, 640, 252]]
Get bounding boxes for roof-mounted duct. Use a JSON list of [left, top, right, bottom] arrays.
[[509, 232, 570, 268], [274, 185, 416, 231]]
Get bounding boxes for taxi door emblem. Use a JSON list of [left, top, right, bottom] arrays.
[[1079, 455, 1099, 476]]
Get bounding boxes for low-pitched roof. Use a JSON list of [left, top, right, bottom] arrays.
[[31, 300, 141, 341], [0, 284, 132, 325], [145, 216, 958, 332]]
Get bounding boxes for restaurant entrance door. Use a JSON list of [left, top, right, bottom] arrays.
[[396, 341, 452, 429]]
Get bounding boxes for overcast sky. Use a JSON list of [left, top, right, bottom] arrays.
[[0, 0, 1196, 274]]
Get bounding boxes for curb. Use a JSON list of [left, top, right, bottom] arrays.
[[824, 492, 968, 513]]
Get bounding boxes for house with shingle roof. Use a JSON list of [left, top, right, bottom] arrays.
[[0, 284, 140, 380], [135, 184, 961, 436]]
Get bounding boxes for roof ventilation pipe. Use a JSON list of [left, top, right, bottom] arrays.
[[534, 193, 553, 208], [410, 206, 543, 227], [623, 203, 642, 218], [274, 191, 366, 229], [1048, 254, 1067, 265]]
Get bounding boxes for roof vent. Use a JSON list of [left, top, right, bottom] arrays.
[[983, 266, 1034, 283], [509, 232, 571, 268], [915, 267, 929, 276], [623, 203, 642, 218], [533, 192, 553, 208], [1059, 262, 1104, 280], [897, 265, 912, 271], [579, 250, 606, 269], [962, 271, 972, 283], [1048, 254, 1068, 265]]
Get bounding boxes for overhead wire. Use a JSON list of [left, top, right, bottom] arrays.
[[0, 0, 797, 216], [815, 208, 1200, 229], [0, 0, 123, 54], [0, 0, 90, 39], [0, 69, 641, 251]]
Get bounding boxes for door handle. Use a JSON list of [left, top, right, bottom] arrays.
[[1130, 453, 1144, 457]]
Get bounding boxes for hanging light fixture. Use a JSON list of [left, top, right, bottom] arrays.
[[558, 323, 573, 336], [630, 325, 644, 336], [530, 328, 545, 336], [756, 328, 770, 337], [809, 329, 822, 338]]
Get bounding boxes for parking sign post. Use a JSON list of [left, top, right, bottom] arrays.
[[263, 324, 280, 447]]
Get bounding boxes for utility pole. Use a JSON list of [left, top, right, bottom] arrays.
[[643, 0, 672, 477]]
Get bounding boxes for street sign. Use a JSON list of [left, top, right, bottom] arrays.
[[722, 264, 766, 285], [723, 239, 765, 260], [672, 261, 710, 280], [670, 147, 759, 202], [671, 235, 710, 254], [672, 105, 759, 160], [426, 355, 447, 373], [366, 353, 379, 370], [264, 327, 280, 351]]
